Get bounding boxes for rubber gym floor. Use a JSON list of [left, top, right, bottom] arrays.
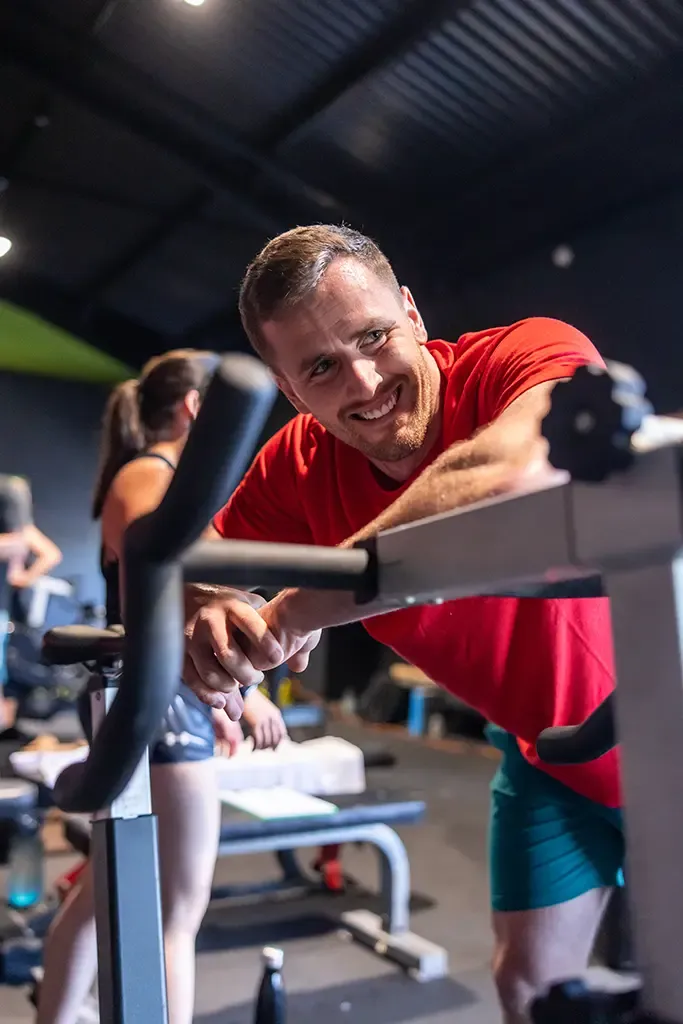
[[0, 721, 505, 1024]]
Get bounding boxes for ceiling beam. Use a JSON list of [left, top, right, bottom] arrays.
[[256, 0, 469, 150], [0, 2, 344, 227], [10, 171, 173, 214]]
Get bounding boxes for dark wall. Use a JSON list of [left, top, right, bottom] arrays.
[[427, 189, 683, 414], [0, 371, 107, 609]]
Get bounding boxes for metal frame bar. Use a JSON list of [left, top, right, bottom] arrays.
[[219, 821, 410, 934], [44, 348, 683, 1020], [89, 683, 167, 1024], [368, 445, 683, 1021], [606, 560, 683, 1022]]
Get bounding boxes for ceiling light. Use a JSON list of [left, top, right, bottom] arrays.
[[0, 237, 12, 258], [182, 0, 206, 6], [552, 244, 575, 269]]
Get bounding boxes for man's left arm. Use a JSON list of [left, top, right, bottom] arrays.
[[268, 379, 559, 640]]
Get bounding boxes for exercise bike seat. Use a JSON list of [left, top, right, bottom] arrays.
[[42, 625, 125, 667]]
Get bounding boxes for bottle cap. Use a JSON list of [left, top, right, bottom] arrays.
[[262, 946, 284, 970]]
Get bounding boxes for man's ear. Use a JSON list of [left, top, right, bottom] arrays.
[[401, 286, 428, 344], [275, 376, 309, 415]]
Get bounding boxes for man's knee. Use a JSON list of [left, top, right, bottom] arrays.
[[493, 943, 537, 1022]]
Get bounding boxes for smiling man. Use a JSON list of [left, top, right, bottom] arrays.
[[184, 225, 621, 1023]]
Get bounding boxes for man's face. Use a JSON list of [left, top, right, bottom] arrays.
[[260, 259, 440, 472]]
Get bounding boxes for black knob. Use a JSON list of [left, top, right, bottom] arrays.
[[542, 361, 652, 483]]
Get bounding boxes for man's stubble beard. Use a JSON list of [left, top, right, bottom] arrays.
[[344, 352, 436, 463]]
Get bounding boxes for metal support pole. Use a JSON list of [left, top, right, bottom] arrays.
[[90, 678, 168, 1024], [606, 558, 683, 1023]]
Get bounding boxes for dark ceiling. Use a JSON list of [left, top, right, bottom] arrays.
[[1, 0, 682, 368]]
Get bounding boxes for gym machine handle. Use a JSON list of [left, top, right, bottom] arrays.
[[181, 538, 377, 601], [53, 355, 278, 813], [535, 695, 616, 764], [135, 354, 278, 564]]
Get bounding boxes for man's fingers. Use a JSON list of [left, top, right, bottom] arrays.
[[183, 658, 228, 710], [224, 689, 245, 722], [195, 612, 266, 688], [236, 591, 268, 611], [284, 629, 321, 674], [228, 603, 284, 670], [299, 630, 322, 654], [287, 651, 311, 673]]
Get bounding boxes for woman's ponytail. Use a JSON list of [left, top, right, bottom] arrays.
[[91, 379, 145, 519]]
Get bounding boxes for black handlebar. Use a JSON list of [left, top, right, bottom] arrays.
[[53, 355, 278, 813], [536, 696, 616, 765], [181, 538, 377, 601]]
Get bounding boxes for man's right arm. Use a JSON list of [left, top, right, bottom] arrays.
[[183, 429, 315, 713]]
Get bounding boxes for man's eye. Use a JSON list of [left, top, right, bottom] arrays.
[[311, 358, 334, 378], [363, 329, 386, 347]]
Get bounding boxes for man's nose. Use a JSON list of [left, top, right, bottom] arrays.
[[347, 357, 382, 397]]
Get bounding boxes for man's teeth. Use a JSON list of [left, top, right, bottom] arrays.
[[358, 389, 399, 421]]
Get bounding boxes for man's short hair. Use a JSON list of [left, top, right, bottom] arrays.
[[239, 224, 400, 360]]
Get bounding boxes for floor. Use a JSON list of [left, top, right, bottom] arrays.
[[0, 721, 503, 1024]]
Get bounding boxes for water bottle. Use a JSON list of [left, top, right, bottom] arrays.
[[254, 946, 286, 1024], [7, 810, 43, 909]]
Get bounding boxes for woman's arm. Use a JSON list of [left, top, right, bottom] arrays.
[[8, 525, 62, 588]]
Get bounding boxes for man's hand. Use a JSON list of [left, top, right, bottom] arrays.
[[252, 592, 322, 674], [184, 589, 285, 718], [242, 688, 288, 750]]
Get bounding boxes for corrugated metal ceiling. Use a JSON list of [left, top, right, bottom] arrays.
[[0, 0, 681, 366]]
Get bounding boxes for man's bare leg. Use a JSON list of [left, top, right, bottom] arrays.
[[492, 887, 611, 1023]]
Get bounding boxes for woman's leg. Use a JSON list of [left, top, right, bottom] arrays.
[[152, 759, 220, 1024], [36, 864, 97, 1024]]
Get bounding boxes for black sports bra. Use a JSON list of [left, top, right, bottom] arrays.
[[101, 452, 176, 626]]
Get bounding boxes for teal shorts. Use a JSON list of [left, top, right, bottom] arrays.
[[487, 725, 625, 913]]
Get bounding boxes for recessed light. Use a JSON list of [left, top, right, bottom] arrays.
[[552, 244, 575, 269], [182, 0, 206, 6], [0, 237, 13, 258]]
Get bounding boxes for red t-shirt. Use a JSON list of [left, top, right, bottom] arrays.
[[215, 318, 620, 808]]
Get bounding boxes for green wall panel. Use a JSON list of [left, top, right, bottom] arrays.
[[0, 301, 133, 383]]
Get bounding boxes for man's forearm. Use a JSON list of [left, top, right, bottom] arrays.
[[276, 450, 524, 636]]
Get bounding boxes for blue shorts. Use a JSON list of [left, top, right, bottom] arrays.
[[78, 681, 214, 765], [487, 725, 625, 913]]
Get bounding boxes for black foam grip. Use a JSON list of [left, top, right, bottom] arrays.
[[140, 354, 277, 563]]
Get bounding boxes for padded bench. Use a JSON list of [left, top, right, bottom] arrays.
[[62, 791, 447, 980]]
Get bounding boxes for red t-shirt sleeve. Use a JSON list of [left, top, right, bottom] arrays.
[[478, 317, 604, 422], [213, 418, 314, 545]]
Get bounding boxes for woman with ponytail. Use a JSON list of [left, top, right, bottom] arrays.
[[37, 350, 287, 1024]]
